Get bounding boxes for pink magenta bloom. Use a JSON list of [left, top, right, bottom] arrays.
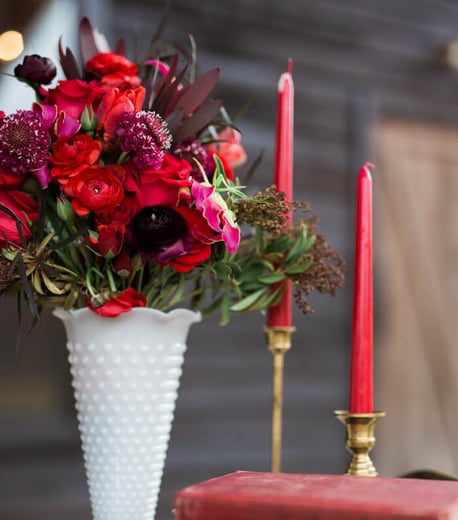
[[0, 110, 50, 186], [191, 181, 240, 253], [144, 59, 170, 77], [117, 110, 172, 169], [32, 103, 57, 132], [33, 103, 80, 138]]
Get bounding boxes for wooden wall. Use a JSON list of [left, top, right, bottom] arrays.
[[108, 0, 458, 194], [1, 0, 48, 32], [2, 1, 458, 518]]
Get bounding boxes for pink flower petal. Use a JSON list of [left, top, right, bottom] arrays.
[[32, 103, 57, 132]]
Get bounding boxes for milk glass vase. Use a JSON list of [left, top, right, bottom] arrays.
[[53, 306, 201, 520]]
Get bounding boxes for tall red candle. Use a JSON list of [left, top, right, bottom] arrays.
[[349, 163, 374, 413], [267, 59, 294, 328]]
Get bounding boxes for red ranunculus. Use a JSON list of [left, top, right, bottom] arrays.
[[96, 193, 139, 225], [0, 190, 39, 247], [88, 222, 126, 258], [66, 165, 125, 216], [86, 52, 141, 89], [133, 154, 193, 207], [88, 287, 147, 317], [42, 79, 106, 120], [49, 134, 102, 186], [96, 86, 145, 149]]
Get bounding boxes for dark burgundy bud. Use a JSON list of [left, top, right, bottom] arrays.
[[130, 205, 188, 253], [14, 54, 57, 85]]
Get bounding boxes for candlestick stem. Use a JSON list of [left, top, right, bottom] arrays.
[[265, 326, 295, 473], [334, 410, 385, 477]]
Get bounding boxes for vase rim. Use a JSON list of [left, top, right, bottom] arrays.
[[53, 306, 202, 324]]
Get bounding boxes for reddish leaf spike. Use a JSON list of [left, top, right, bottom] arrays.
[[79, 16, 102, 67], [175, 68, 220, 118], [58, 37, 81, 79]]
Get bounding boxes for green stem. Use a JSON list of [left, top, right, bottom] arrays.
[[106, 264, 117, 292]]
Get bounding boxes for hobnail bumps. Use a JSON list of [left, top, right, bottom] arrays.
[[55, 307, 201, 520], [68, 340, 186, 519]]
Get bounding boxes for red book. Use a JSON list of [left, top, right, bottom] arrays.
[[174, 471, 458, 520]]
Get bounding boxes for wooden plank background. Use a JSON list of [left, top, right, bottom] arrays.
[[1, 0, 458, 518]]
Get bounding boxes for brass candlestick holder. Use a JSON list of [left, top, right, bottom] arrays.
[[265, 326, 295, 473], [334, 410, 385, 477]]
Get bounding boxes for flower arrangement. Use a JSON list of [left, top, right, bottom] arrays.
[[0, 17, 344, 322]]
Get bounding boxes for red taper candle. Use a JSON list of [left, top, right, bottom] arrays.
[[267, 59, 294, 328], [349, 163, 374, 413]]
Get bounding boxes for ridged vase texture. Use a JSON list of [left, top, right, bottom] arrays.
[[53, 306, 201, 520]]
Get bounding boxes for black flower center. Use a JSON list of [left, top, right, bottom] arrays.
[[130, 205, 188, 252]]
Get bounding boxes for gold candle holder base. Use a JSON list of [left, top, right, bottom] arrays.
[[265, 326, 296, 473], [334, 410, 385, 477]]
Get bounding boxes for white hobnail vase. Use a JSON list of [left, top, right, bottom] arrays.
[[53, 306, 201, 520]]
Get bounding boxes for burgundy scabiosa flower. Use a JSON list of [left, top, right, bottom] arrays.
[[0, 110, 49, 175], [117, 110, 172, 169]]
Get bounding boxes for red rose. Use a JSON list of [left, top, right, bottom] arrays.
[[66, 165, 125, 216], [0, 190, 39, 247], [132, 154, 193, 207], [49, 134, 102, 186], [88, 287, 147, 318], [88, 222, 126, 258], [43, 79, 106, 120], [86, 52, 141, 89], [96, 86, 145, 148]]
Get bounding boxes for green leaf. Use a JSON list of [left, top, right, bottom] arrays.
[[255, 227, 265, 253], [257, 272, 287, 284], [256, 284, 285, 310], [284, 226, 313, 265], [213, 262, 234, 279], [265, 235, 294, 254], [219, 293, 232, 326], [263, 285, 285, 309], [229, 287, 265, 312], [284, 258, 313, 274], [238, 280, 264, 292], [236, 263, 266, 283]]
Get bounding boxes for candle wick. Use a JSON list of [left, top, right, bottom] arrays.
[[287, 58, 293, 75]]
